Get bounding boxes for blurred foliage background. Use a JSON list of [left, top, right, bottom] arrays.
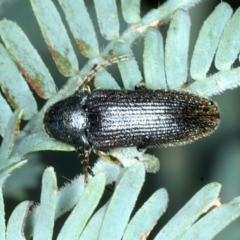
[[0, 0, 240, 239]]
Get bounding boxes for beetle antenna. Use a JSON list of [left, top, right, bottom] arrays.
[[78, 54, 133, 90]]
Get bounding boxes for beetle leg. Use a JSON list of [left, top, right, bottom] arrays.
[[93, 149, 124, 168], [137, 146, 147, 152], [135, 82, 147, 91], [76, 147, 93, 184]]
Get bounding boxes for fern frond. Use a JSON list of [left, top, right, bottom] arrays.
[[0, 0, 240, 239]]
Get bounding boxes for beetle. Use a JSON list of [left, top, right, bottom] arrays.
[[43, 54, 220, 180]]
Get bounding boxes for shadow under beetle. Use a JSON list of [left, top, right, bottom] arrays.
[[43, 54, 220, 181]]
